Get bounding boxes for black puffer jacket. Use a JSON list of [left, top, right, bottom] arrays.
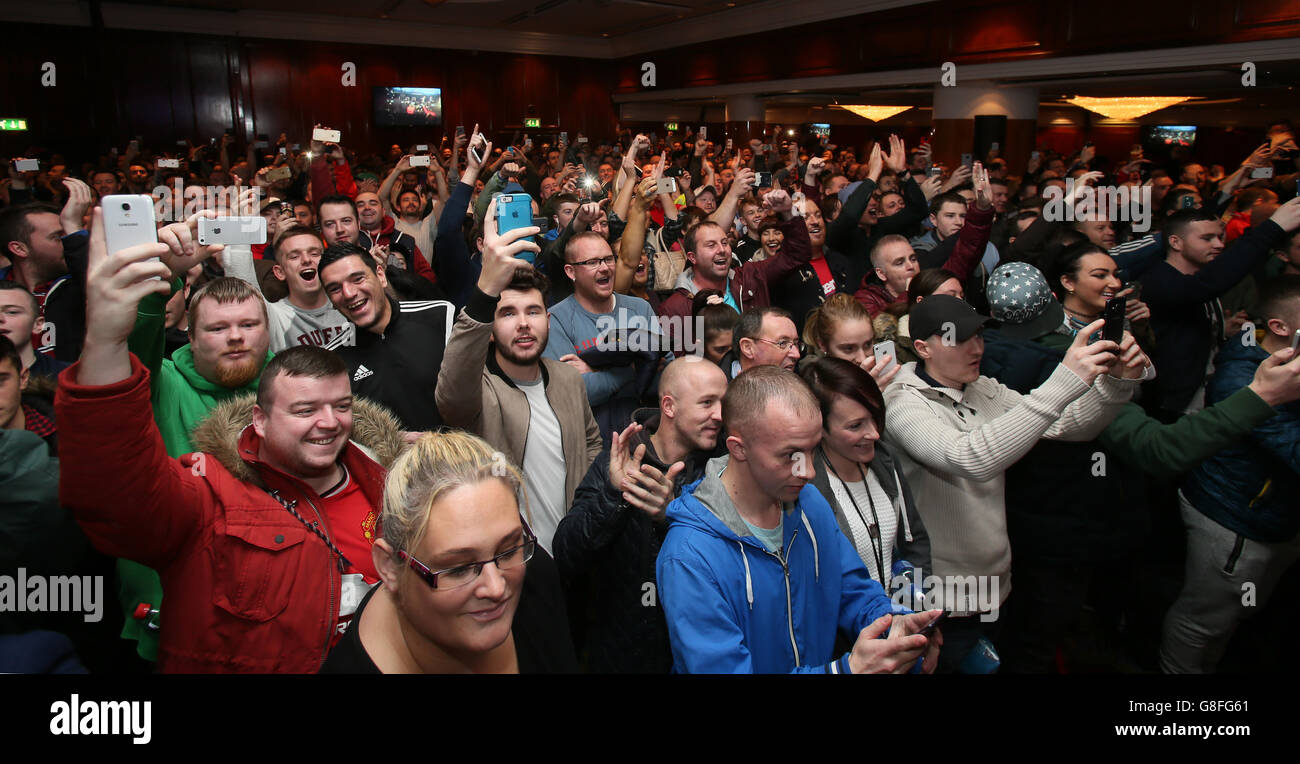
[[551, 407, 712, 673]]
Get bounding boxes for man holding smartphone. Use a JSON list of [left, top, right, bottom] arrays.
[[436, 196, 601, 553], [657, 366, 944, 673]]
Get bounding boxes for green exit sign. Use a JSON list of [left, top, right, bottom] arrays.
[[0, 118, 28, 131], [523, 117, 541, 128], [664, 122, 678, 131]]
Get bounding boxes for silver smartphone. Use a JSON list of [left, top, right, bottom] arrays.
[[102, 195, 160, 257], [312, 127, 341, 144], [409, 155, 431, 167], [1291, 329, 1300, 354], [873, 340, 897, 372], [656, 177, 678, 195], [197, 216, 268, 246], [157, 158, 180, 169], [415, 144, 429, 152], [699, 126, 707, 140], [14, 158, 39, 172]]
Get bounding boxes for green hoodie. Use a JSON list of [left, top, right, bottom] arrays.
[[117, 284, 272, 659]]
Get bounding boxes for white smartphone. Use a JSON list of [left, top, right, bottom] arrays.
[[415, 144, 428, 152], [656, 177, 678, 195], [312, 127, 341, 144], [1291, 329, 1300, 354], [791, 191, 806, 217], [873, 340, 898, 372], [726, 138, 733, 151], [576, 136, 588, 144], [198, 216, 268, 246], [699, 126, 707, 140], [409, 155, 431, 167], [102, 195, 160, 256], [469, 133, 486, 165], [157, 158, 180, 169], [1251, 167, 1274, 179], [14, 158, 39, 172]]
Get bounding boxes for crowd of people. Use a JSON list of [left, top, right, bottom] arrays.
[[2, 115, 1299, 675]]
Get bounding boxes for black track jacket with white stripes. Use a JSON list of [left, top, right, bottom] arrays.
[[327, 296, 455, 431]]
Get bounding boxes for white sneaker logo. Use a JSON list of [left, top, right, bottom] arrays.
[[353, 364, 373, 382]]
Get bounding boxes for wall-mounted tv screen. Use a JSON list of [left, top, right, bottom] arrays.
[[1144, 125, 1196, 148], [374, 87, 443, 127], [809, 123, 831, 138]]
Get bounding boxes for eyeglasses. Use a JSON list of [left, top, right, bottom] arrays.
[[568, 255, 617, 269], [757, 337, 799, 352], [397, 524, 537, 591]]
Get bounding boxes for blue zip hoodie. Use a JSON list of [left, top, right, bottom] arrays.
[[657, 456, 906, 674], [1182, 337, 1299, 542]]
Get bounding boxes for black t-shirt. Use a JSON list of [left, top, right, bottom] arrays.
[[320, 544, 578, 674]]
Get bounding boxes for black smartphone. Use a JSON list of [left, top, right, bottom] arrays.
[[918, 611, 948, 637], [1103, 296, 1127, 344]]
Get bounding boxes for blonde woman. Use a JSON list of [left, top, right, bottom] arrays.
[[801, 292, 900, 389], [321, 431, 577, 673]]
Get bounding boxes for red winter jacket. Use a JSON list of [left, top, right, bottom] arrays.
[[55, 355, 394, 673]]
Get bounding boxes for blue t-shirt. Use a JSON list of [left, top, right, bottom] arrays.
[[741, 515, 784, 554]]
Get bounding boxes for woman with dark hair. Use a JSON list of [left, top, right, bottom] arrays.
[[750, 215, 784, 263], [1044, 240, 1153, 348], [800, 356, 930, 593]]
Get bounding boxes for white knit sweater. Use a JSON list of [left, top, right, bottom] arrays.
[[881, 361, 1138, 614]]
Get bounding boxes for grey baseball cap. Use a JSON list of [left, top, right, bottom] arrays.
[[986, 261, 1065, 340]]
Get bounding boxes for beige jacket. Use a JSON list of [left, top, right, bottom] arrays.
[[436, 290, 603, 510]]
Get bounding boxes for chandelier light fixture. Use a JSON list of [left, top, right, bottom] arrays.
[[1065, 96, 1191, 121], [835, 104, 913, 122]]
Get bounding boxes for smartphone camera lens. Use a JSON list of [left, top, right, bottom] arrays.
[[121, 202, 131, 211]]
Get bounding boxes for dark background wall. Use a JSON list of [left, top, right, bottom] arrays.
[[1, 23, 619, 160], [614, 0, 1300, 93]]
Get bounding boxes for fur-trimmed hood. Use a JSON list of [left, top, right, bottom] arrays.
[[190, 394, 407, 486]]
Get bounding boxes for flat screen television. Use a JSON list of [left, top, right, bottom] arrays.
[[374, 87, 443, 127], [809, 123, 831, 138], [1144, 125, 1196, 148]]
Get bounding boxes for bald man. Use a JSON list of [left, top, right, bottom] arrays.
[[657, 366, 943, 673], [553, 356, 729, 673]]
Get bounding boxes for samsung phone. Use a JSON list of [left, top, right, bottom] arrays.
[[873, 340, 897, 371], [1102, 296, 1127, 344], [198, 216, 268, 246], [409, 155, 431, 167], [102, 195, 159, 256], [312, 127, 341, 144]]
